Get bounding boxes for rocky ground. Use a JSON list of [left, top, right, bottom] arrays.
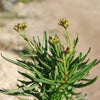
[[0, 0, 100, 100]]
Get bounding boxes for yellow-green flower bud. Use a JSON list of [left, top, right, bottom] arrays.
[[58, 18, 69, 29], [49, 36, 59, 45], [13, 22, 28, 32], [13, 26, 19, 32]]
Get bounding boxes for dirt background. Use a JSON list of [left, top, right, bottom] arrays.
[[0, 0, 100, 100]]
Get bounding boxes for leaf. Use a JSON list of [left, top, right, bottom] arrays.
[[33, 78, 58, 85], [37, 35, 41, 46], [41, 85, 45, 94], [0, 88, 27, 96], [81, 47, 91, 62], [17, 60, 44, 78], [1, 54, 33, 73], [21, 54, 37, 58], [70, 48, 91, 69], [33, 36, 37, 45], [31, 65, 44, 78], [68, 64, 79, 78], [18, 71, 35, 80], [28, 40, 36, 52], [76, 94, 87, 100], [57, 39, 62, 57], [94, 60, 100, 66], [0, 87, 22, 94], [38, 58, 51, 70], [46, 86, 55, 92], [67, 59, 97, 84], [56, 62, 64, 79], [23, 83, 37, 91], [66, 88, 81, 95], [18, 80, 32, 85], [73, 34, 78, 48], [72, 76, 98, 88], [70, 52, 82, 68], [78, 59, 90, 70], [54, 66, 58, 80], [49, 46, 56, 56], [18, 97, 29, 100], [42, 31, 47, 52]]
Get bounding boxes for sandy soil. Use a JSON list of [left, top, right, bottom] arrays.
[[0, 0, 100, 100]]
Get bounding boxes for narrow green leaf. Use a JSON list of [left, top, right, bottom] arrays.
[[18, 71, 35, 80], [28, 40, 36, 52], [0, 88, 22, 94], [68, 64, 78, 78], [0, 89, 26, 96], [74, 34, 78, 48], [66, 88, 81, 95], [0, 88, 38, 97], [33, 36, 37, 45], [94, 60, 100, 66], [33, 78, 58, 85], [54, 66, 58, 80], [81, 47, 91, 62], [18, 97, 29, 100], [49, 46, 56, 56], [38, 58, 51, 70], [1, 54, 33, 73], [21, 54, 37, 58], [31, 65, 44, 78], [72, 76, 98, 88], [18, 80, 32, 85], [41, 85, 45, 94], [46, 86, 55, 92], [57, 62, 64, 79], [78, 59, 90, 70], [17, 60, 43, 78], [67, 59, 97, 83], [37, 35, 41, 46], [24, 83, 37, 91], [70, 52, 82, 68], [76, 94, 87, 100], [42, 31, 47, 52], [57, 39, 62, 57]]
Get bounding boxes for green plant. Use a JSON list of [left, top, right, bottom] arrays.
[[0, 19, 100, 100], [18, 0, 42, 3]]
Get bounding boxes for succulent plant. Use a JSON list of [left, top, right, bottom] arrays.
[[0, 19, 99, 100]]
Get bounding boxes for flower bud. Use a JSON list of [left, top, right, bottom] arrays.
[[58, 18, 69, 28], [13, 22, 28, 32], [49, 36, 59, 45], [62, 47, 73, 55]]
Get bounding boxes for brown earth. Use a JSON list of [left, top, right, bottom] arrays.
[[0, 0, 100, 100]]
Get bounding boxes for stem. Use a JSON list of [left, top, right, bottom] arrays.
[[63, 54, 68, 79], [55, 45, 59, 57], [19, 30, 37, 52], [27, 40, 37, 52], [65, 28, 72, 48]]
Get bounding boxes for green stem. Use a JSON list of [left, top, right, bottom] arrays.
[[55, 45, 59, 57], [65, 28, 72, 48], [19, 30, 37, 52], [63, 54, 67, 78], [27, 40, 37, 52]]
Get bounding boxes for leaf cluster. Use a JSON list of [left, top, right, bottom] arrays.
[[0, 22, 99, 100]]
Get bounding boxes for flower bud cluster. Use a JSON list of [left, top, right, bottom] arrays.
[[58, 18, 69, 29], [62, 47, 73, 55], [13, 22, 27, 32], [49, 36, 59, 45]]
